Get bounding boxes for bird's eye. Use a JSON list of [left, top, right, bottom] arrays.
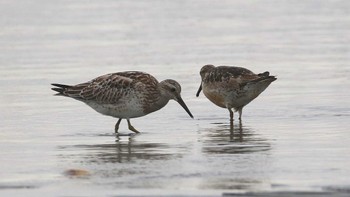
[[171, 87, 176, 92]]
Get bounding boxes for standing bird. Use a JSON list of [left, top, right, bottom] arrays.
[[196, 65, 276, 125], [51, 71, 193, 134]]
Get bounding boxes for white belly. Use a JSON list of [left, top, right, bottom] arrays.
[[85, 100, 146, 119]]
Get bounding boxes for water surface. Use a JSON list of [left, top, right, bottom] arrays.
[[1, 0, 350, 196]]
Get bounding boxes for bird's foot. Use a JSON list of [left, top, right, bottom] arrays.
[[128, 125, 140, 133]]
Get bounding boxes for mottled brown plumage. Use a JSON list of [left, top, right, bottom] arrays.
[[52, 71, 193, 134], [196, 65, 276, 124]]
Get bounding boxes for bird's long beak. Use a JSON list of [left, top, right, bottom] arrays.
[[176, 96, 194, 119], [196, 84, 202, 97]]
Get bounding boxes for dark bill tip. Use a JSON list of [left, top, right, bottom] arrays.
[[176, 97, 194, 119], [196, 84, 202, 97]]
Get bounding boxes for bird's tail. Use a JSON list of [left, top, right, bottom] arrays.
[[258, 71, 270, 77], [51, 83, 72, 95], [240, 72, 276, 88], [255, 71, 277, 83]]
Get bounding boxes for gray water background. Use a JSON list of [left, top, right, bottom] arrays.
[[1, 0, 350, 196]]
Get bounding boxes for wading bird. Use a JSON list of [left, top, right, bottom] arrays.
[[196, 65, 276, 126], [52, 71, 193, 134]]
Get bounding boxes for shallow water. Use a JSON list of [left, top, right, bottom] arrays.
[[1, 0, 350, 196]]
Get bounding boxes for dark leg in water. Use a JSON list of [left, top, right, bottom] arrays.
[[228, 108, 234, 131], [238, 107, 243, 120], [127, 119, 140, 133], [115, 118, 122, 133]]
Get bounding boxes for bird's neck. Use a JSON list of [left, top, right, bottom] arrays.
[[144, 87, 170, 114], [153, 96, 170, 113]]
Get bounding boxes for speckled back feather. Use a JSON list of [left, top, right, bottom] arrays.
[[52, 71, 160, 104]]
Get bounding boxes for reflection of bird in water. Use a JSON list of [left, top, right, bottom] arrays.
[[196, 65, 276, 127], [66, 135, 176, 164], [206, 122, 245, 143], [51, 71, 193, 134], [202, 122, 271, 154]]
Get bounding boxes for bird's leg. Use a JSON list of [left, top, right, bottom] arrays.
[[238, 107, 243, 120], [229, 108, 234, 122], [238, 119, 243, 142], [228, 108, 234, 131], [127, 119, 140, 133], [115, 118, 122, 133]]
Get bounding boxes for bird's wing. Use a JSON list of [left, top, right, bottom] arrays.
[[206, 66, 257, 89], [63, 72, 158, 104]]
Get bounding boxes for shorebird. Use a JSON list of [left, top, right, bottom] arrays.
[[51, 71, 193, 134], [196, 65, 276, 124]]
